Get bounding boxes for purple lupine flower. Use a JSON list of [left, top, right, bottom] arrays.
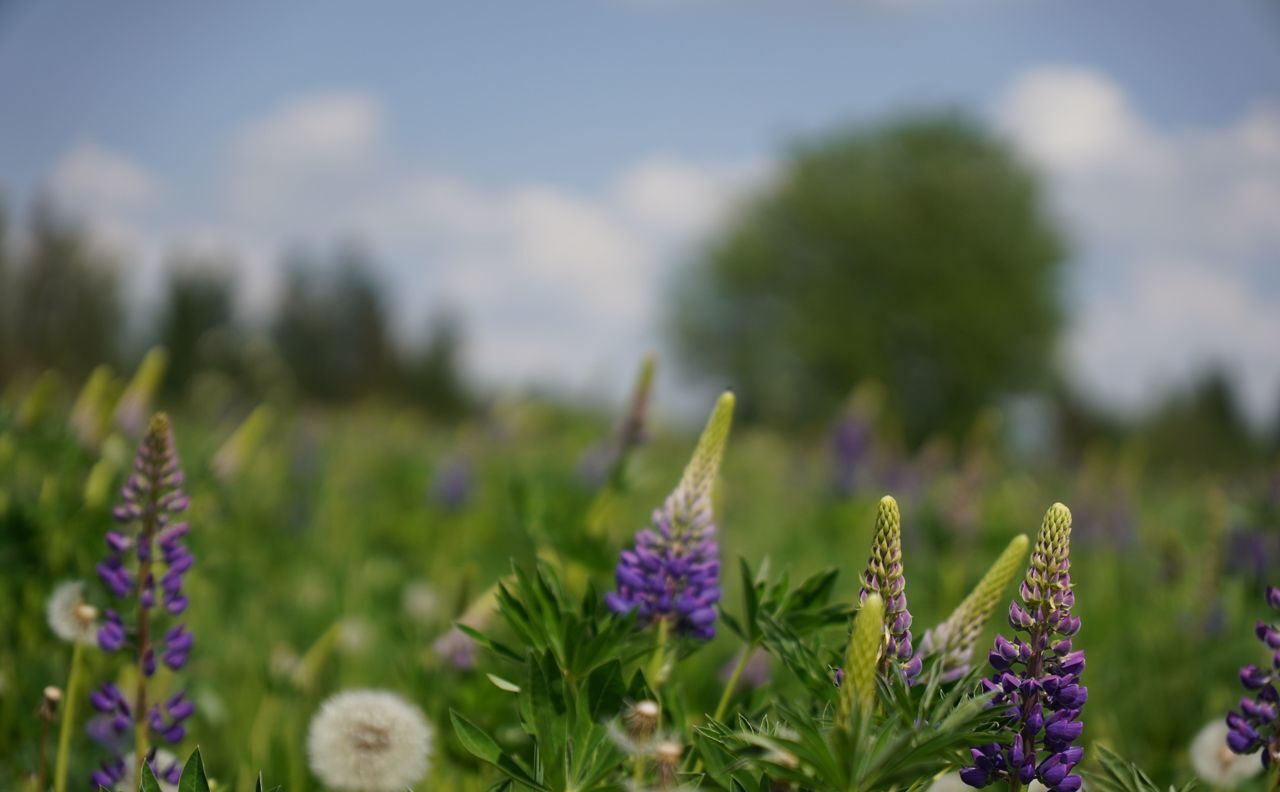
[[604, 486, 721, 640], [830, 408, 873, 499], [962, 504, 1086, 792], [1225, 585, 1280, 766], [579, 353, 655, 490], [858, 495, 921, 683], [430, 455, 473, 511], [606, 393, 734, 641], [90, 414, 197, 785]]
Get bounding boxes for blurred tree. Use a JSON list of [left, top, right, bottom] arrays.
[[157, 258, 237, 396], [272, 243, 397, 401], [669, 113, 1066, 440], [1141, 370, 1263, 472], [11, 204, 121, 379], [402, 311, 470, 420]]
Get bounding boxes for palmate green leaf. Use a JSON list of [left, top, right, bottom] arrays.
[[451, 709, 551, 791], [459, 623, 524, 663], [758, 612, 838, 701], [1085, 745, 1200, 792], [177, 747, 210, 792]]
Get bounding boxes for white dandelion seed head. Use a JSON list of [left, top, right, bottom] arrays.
[[307, 689, 433, 792], [116, 750, 181, 792], [47, 581, 99, 646], [402, 580, 439, 624], [1191, 719, 1263, 787]]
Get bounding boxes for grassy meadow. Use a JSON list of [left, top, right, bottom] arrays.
[[1, 369, 1276, 789]]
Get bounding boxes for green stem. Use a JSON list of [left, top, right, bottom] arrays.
[[647, 618, 670, 688], [711, 644, 755, 723], [53, 643, 84, 792]]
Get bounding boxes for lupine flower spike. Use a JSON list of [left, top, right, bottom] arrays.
[[857, 495, 921, 683], [921, 535, 1030, 682], [89, 414, 196, 789], [962, 503, 1085, 792], [839, 593, 885, 728], [1225, 585, 1280, 768], [606, 392, 734, 641]]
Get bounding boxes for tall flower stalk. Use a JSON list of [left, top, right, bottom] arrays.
[[1226, 585, 1280, 785], [857, 495, 921, 683], [90, 414, 195, 788], [606, 392, 734, 664], [962, 504, 1085, 792]]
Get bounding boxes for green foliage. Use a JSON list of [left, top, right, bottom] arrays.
[[699, 663, 1004, 791], [670, 112, 1065, 439], [1085, 745, 1199, 792]]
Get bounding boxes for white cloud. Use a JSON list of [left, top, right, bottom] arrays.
[[999, 64, 1280, 423], [49, 141, 159, 216], [226, 93, 384, 228], [40, 93, 753, 401]]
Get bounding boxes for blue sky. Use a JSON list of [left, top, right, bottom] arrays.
[[2, 0, 1279, 419]]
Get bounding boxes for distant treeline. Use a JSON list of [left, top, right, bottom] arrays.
[[0, 201, 469, 418], [0, 195, 1274, 472]]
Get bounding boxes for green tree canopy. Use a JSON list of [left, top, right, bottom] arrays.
[[669, 113, 1067, 440]]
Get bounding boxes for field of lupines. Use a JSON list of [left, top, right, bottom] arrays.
[[3, 355, 1280, 791]]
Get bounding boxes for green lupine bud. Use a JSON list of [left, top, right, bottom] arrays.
[[673, 391, 735, 510], [17, 371, 59, 429], [922, 534, 1029, 680], [115, 347, 168, 437], [83, 458, 115, 509], [840, 593, 884, 727], [858, 495, 917, 679], [1025, 503, 1073, 613], [212, 405, 274, 480], [69, 365, 114, 448]]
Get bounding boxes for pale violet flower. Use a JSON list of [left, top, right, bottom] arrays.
[[307, 689, 433, 792]]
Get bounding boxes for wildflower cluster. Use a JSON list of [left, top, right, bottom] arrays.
[[1226, 585, 1280, 766], [606, 392, 733, 640], [89, 414, 197, 788], [963, 503, 1086, 792]]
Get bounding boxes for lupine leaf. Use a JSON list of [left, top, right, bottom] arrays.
[[139, 762, 163, 792], [451, 710, 551, 791], [177, 747, 210, 792]]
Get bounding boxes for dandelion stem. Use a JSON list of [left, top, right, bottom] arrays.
[[712, 643, 755, 723], [53, 643, 84, 792], [37, 716, 51, 792]]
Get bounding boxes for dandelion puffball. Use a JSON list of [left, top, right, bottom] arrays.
[[46, 580, 99, 646], [307, 689, 433, 792], [1191, 719, 1262, 787]]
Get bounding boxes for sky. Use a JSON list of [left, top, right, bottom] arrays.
[[1, 0, 1279, 421]]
